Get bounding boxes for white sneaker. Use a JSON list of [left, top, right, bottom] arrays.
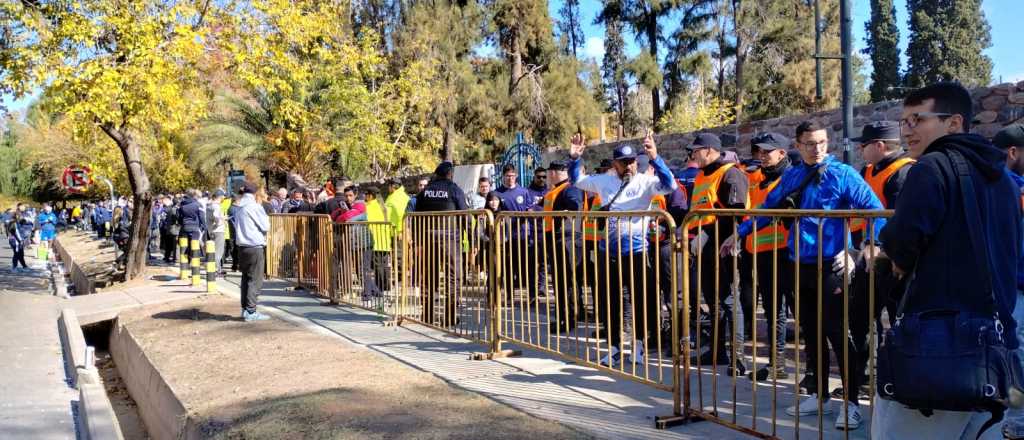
[[628, 344, 646, 366], [600, 346, 621, 368], [786, 393, 833, 416], [834, 402, 862, 430]]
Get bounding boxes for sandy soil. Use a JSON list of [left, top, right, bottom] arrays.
[[119, 296, 592, 440]]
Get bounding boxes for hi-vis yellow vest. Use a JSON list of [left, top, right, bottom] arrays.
[[366, 199, 392, 252], [686, 163, 742, 230], [581, 194, 603, 241], [744, 175, 788, 254], [850, 157, 915, 233]]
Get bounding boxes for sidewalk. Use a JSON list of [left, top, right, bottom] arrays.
[[0, 245, 78, 440], [217, 274, 746, 440]]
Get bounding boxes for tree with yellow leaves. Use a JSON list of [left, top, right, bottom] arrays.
[[1, 0, 218, 279]]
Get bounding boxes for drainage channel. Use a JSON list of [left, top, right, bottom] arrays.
[[82, 320, 151, 440]]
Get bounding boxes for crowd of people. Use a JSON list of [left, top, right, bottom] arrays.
[[12, 81, 1024, 439]]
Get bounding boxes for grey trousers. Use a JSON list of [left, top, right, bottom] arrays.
[[212, 231, 225, 272], [238, 246, 265, 314]]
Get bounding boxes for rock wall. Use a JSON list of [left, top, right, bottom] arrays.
[[544, 82, 1024, 169]]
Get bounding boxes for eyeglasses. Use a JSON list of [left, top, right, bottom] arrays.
[[535, 175, 547, 180], [899, 112, 952, 129]]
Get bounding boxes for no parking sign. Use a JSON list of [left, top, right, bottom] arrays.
[[61, 165, 93, 193]]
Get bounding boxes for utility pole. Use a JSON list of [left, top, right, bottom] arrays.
[[814, 0, 855, 164], [840, 0, 853, 164]]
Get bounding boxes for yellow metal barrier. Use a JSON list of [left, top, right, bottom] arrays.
[[398, 210, 495, 344], [333, 221, 400, 316], [491, 210, 683, 419], [673, 208, 893, 440], [266, 214, 335, 299]]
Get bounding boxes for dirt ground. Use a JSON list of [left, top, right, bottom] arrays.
[[119, 296, 592, 440]]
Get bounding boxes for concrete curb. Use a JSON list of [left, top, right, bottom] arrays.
[[108, 318, 199, 440], [58, 308, 98, 388], [79, 383, 125, 440]]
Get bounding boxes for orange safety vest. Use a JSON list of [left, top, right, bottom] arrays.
[[542, 182, 571, 232], [850, 157, 915, 233], [581, 194, 603, 241], [647, 195, 667, 242], [744, 175, 789, 253], [686, 163, 744, 230]]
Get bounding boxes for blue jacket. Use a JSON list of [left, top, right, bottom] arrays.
[[177, 197, 206, 234], [738, 155, 886, 263], [496, 185, 534, 239], [37, 211, 57, 233], [881, 134, 1021, 348]]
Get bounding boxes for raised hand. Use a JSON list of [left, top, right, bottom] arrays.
[[569, 133, 586, 159], [643, 130, 658, 159]]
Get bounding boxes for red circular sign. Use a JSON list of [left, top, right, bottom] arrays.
[[61, 165, 93, 193]]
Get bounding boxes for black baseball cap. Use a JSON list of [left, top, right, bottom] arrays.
[[239, 181, 258, 195], [993, 124, 1024, 150], [434, 161, 454, 177], [687, 133, 722, 151], [613, 145, 638, 160], [596, 159, 613, 172], [751, 132, 791, 151], [547, 160, 568, 171], [852, 121, 901, 143]]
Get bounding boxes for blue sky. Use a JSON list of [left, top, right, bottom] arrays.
[[563, 0, 1024, 84], [4, 1, 1021, 116]]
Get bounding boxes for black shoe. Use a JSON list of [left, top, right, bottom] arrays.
[[549, 320, 577, 335], [750, 365, 790, 381], [799, 374, 819, 395], [726, 360, 747, 377], [693, 349, 732, 366]]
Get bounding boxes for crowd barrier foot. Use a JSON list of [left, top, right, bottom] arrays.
[[470, 349, 521, 361], [654, 412, 704, 430]]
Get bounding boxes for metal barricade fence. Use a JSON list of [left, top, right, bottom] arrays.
[[672, 208, 892, 440], [333, 221, 401, 316], [398, 210, 495, 344], [266, 214, 335, 298], [491, 210, 683, 409]]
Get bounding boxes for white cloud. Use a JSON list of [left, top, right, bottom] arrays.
[[582, 36, 605, 61]]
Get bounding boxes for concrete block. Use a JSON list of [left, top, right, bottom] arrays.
[[108, 320, 200, 440], [79, 383, 125, 440], [59, 308, 91, 388]]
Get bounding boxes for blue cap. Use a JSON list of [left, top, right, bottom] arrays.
[[852, 121, 901, 143], [687, 133, 722, 151], [751, 132, 791, 151], [613, 145, 638, 160]]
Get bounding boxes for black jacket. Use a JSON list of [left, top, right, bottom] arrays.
[[178, 197, 206, 234], [415, 178, 467, 212], [881, 133, 1021, 348]]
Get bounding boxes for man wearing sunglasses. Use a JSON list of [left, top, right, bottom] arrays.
[[685, 133, 751, 377]]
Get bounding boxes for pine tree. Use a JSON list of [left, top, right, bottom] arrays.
[[597, 0, 632, 137], [662, 0, 715, 111], [906, 0, 992, 88], [557, 0, 585, 58], [864, 0, 901, 101]]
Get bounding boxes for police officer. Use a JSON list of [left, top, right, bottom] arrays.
[[686, 133, 750, 376], [740, 132, 795, 381], [541, 160, 584, 334], [848, 121, 913, 399], [415, 162, 467, 327]]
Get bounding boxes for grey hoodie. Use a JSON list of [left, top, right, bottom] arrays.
[[234, 194, 270, 247]]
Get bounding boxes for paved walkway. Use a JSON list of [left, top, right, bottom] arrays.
[[217, 274, 747, 440], [0, 244, 79, 440]]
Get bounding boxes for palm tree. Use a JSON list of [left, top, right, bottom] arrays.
[[191, 94, 275, 179]]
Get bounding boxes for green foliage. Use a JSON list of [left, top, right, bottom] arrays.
[[0, 124, 35, 197], [864, 0, 902, 101], [906, 0, 992, 88], [657, 95, 735, 133]]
